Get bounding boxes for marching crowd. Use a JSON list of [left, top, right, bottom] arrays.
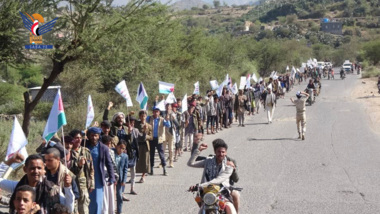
[[0, 68, 315, 214]]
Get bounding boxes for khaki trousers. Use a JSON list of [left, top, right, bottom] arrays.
[[163, 134, 174, 163], [78, 177, 90, 214], [296, 114, 306, 134]]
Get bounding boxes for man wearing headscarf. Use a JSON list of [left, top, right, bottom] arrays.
[[102, 101, 127, 144], [290, 91, 309, 140], [86, 127, 115, 214]]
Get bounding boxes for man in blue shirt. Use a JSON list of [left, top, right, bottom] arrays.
[[147, 107, 171, 176]]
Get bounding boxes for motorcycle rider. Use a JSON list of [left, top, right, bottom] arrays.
[[306, 79, 315, 101], [340, 68, 345, 79], [314, 77, 322, 96], [188, 137, 238, 214]]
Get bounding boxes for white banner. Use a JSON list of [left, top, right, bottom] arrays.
[[239, 76, 247, 89], [252, 73, 258, 83], [193, 81, 199, 95], [181, 94, 188, 113], [85, 95, 95, 128], [115, 80, 133, 107], [231, 83, 238, 95], [165, 92, 177, 104], [210, 80, 219, 90]]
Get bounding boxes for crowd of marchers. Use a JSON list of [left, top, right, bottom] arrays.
[[0, 68, 320, 214]]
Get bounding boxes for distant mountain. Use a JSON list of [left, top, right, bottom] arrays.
[[111, 0, 256, 7], [203, 0, 253, 5], [160, 0, 254, 6], [172, 0, 208, 10]]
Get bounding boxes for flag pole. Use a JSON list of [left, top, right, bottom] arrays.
[[83, 121, 87, 149], [61, 127, 68, 172]]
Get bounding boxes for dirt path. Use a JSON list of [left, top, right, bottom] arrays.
[[351, 77, 380, 134]]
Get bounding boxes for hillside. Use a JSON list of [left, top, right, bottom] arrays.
[[171, 0, 208, 10], [161, 0, 254, 6]]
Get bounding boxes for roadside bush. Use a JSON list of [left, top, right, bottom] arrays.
[[362, 66, 380, 78], [362, 39, 380, 65], [0, 101, 23, 115]]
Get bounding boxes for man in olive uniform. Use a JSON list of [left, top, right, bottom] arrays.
[[69, 129, 95, 214]]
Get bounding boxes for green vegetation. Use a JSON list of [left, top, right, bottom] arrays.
[[362, 66, 380, 78], [0, 0, 380, 147]]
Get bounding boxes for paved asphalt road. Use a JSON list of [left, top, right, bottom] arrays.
[[2, 71, 380, 214], [123, 72, 380, 214]]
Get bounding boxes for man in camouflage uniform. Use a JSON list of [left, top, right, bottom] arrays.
[[69, 129, 95, 214]]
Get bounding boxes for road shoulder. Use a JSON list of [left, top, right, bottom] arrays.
[[351, 76, 380, 134]]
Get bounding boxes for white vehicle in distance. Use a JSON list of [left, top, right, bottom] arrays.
[[325, 62, 333, 68], [342, 60, 352, 73], [317, 61, 325, 69]]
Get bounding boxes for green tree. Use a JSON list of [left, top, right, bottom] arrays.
[[362, 39, 380, 65], [312, 44, 333, 61], [19, 0, 153, 136], [213, 0, 220, 8]]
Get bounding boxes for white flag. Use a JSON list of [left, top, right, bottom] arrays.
[[286, 65, 289, 70], [193, 82, 200, 95], [165, 92, 177, 104], [85, 95, 95, 128], [239, 76, 247, 89], [232, 83, 238, 95], [210, 80, 219, 90], [246, 74, 251, 88], [252, 73, 258, 82], [156, 100, 166, 111], [115, 80, 133, 107], [259, 77, 263, 82], [181, 94, 188, 113], [217, 83, 224, 97], [6, 117, 28, 161]]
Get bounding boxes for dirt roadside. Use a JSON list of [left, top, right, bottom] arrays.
[[351, 77, 380, 134]]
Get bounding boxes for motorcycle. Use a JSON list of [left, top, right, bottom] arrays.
[[357, 67, 361, 75], [323, 69, 327, 78], [378, 83, 380, 94], [189, 184, 241, 214], [340, 71, 346, 80]]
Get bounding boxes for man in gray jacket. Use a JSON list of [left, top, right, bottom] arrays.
[[187, 138, 240, 213]]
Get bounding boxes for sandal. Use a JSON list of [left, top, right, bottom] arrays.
[[139, 177, 145, 183]]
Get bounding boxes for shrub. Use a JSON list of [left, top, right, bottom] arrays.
[[0, 83, 25, 114], [362, 39, 380, 65], [33, 102, 53, 121], [362, 66, 380, 78], [343, 29, 353, 36]]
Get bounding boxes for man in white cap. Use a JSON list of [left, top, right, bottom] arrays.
[[265, 87, 276, 124], [290, 91, 309, 140]]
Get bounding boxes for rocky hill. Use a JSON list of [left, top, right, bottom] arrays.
[[171, 0, 208, 10]]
